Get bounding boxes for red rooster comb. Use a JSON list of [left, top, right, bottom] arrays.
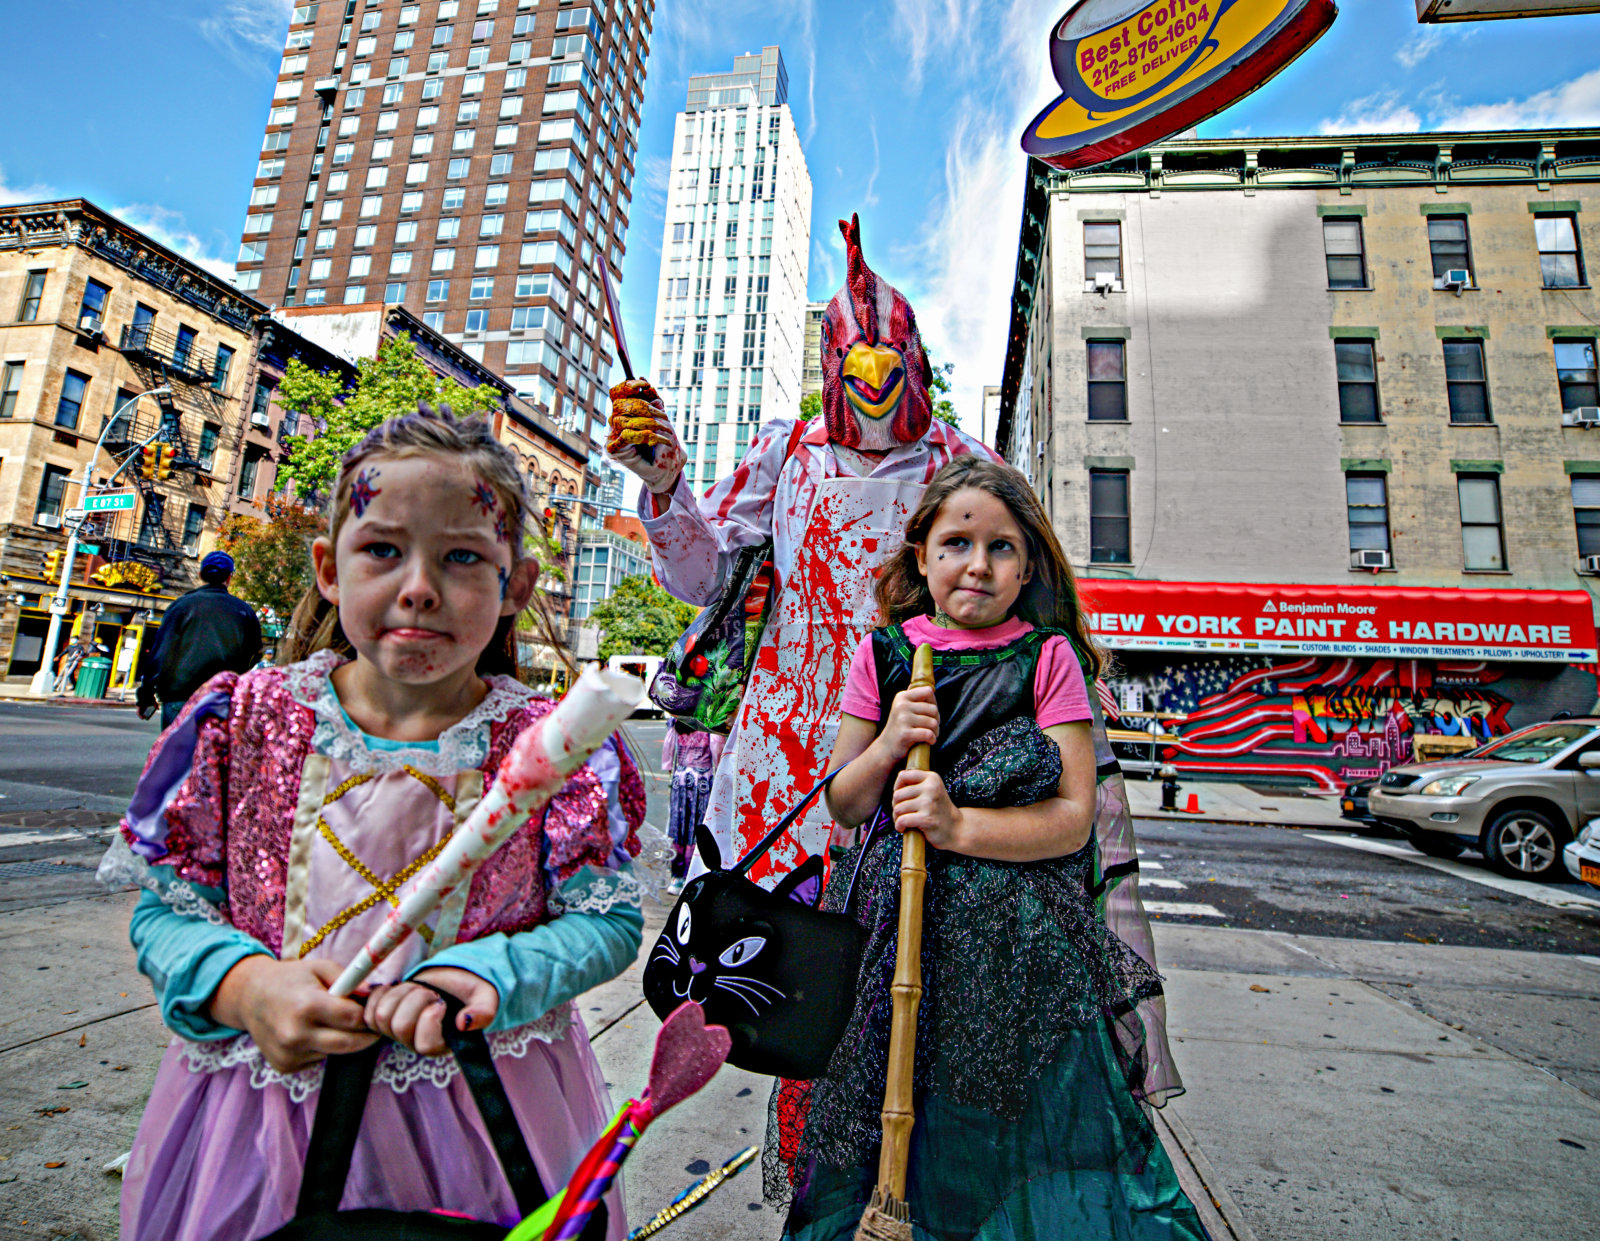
[[839, 213, 878, 343]]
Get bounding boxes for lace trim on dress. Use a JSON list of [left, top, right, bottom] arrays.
[[282, 650, 538, 776], [175, 1002, 574, 1101], [96, 835, 231, 928], [548, 865, 645, 917]]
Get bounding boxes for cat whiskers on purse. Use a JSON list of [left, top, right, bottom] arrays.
[[712, 975, 786, 1016]]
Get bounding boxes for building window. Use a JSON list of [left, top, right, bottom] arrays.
[[56, 369, 88, 429], [78, 278, 110, 326], [1535, 214, 1585, 289], [138, 494, 166, 546], [384, 282, 407, 302], [251, 382, 273, 424], [1574, 476, 1600, 559], [423, 311, 445, 330], [239, 450, 263, 501], [1443, 339, 1490, 423], [1555, 338, 1599, 413], [1428, 215, 1472, 282], [426, 279, 450, 301], [448, 157, 471, 179], [1083, 221, 1121, 289], [36, 464, 71, 523], [1457, 475, 1505, 571], [0, 361, 22, 418], [199, 422, 220, 471], [1085, 340, 1126, 421], [212, 344, 235, 392], [1345, 474, 1390, 556], [1088, 470, 1130, 564], [1322, 217, 1366, 289], [470, 276, 493, 299], [465, 308, 488, 332], [182, 504, 207, 554], [1334, 339, 1380, 423], [474, 245, 499, 267], [17, 270, 46, 321]]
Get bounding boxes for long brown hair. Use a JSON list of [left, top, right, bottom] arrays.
[[875, 455, 1104, 678], [279, 404, 570, 682]]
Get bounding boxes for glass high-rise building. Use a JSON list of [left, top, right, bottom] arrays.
[[232, 0, 652, 451], [648, 47, 811, 491]]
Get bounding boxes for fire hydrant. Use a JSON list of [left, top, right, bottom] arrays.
[[1159, 764, 1181, 812]]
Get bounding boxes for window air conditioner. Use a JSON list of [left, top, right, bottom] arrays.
[[1564, 406, 1600, 427], [78, 313, 103, 337], [1351, 548, 1391, 570], [1440, 268, 1470, 295], [1092, 272, 1118, 294], [250, 412, 271, 429], [1585, 555, 1600, 574], [37, 514, 62, 529]]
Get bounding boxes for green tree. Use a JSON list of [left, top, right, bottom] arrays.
[[216, 498, 326, 621], [586, 574, 696, 663], [275, 333, 502, 499], [796, 355, 959, 425]]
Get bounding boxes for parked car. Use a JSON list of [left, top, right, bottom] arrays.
[[1340, 779, 1379, 829], [1564, 819, 1600, 890], [1367, 720, 1600, 882]]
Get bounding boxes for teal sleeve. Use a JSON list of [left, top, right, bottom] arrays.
[[128, 872, 274, 1042], [411, 866, 645, 1033]]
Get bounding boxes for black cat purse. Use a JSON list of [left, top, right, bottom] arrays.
[[641, 773, 867, 1080]]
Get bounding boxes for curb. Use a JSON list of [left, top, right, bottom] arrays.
[[1152, 1103, 1257, 1241]]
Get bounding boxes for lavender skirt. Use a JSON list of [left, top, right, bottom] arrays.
[[121, 1011, 625, 1241]]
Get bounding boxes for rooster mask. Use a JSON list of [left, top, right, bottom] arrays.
[[820, 214, 934, 451]]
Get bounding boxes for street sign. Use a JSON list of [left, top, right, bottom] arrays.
[[49, 599, 70, 615], [83, 492, 136, 513], [65, 508, 85, 521], [79, 544, 100, 556]]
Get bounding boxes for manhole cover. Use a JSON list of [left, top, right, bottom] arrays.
[[0, 860, 95, 878]]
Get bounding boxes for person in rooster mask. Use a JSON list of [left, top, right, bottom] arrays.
[[607, 215, 997, 885]]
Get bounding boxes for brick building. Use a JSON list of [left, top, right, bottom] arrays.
[[0, 200, 263, 692], [996, 127, 1600, 787], [233, 0, 652, 453]]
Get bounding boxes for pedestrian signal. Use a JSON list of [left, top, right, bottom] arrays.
[[140, 445, 160, 479], [157, 444, 177, 480]]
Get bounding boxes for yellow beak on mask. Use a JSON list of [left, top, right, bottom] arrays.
[[842, 343, 906, 420]]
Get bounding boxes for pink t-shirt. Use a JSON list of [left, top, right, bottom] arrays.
[[839, 615, 1092, 730]]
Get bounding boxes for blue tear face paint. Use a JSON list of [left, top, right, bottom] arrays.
[[351, 468, 381, 517], [497, 564, 509, 601]]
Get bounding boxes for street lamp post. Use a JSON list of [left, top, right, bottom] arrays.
[[29, 385, 173, 696]]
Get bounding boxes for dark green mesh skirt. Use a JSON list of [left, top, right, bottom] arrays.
[[781, 1021, 1209, 1241]]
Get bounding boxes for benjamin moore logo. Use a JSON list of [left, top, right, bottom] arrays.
[[1021, 0, 1336, 171]]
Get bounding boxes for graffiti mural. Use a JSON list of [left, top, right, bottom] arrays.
[[1107, 655, 1599, 791]]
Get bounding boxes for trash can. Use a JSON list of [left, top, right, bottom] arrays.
[[74, 656, 112, 699]]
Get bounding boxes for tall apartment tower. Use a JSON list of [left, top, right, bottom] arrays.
[[233, 0, 653, 451], [648, 47, 811, 491]]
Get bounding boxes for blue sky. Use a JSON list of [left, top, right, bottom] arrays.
[[3, 1, 1599, 437]]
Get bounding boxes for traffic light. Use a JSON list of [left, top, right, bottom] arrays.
[[157, 444, 177, 480], [140, 444, 160, 479], [544, 507, 557, 538], [43, 550, 65, 582]]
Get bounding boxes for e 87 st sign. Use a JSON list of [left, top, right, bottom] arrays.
[[1022, 0, 1337, 170]]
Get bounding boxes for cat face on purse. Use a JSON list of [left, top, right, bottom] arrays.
[[641, 829, 865, 1080]]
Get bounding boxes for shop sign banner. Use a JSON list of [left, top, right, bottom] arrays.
[[1077, 580, 1598, 661], [1022, 0, 1337, 171]]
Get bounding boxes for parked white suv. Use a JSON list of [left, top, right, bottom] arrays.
[[1367, 720, 1600, 881]]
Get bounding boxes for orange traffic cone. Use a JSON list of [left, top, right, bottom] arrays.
[[1183, 792, 1201, 814]]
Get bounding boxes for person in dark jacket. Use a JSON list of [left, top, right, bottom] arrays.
[[137, 552, 263, 727]]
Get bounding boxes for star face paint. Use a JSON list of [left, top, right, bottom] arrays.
[[819, 213, 934, 451], [473, 480, 497, 516], [351, 468, 382, 518]]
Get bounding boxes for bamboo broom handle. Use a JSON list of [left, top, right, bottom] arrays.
[[876, 643, 935, 1203]]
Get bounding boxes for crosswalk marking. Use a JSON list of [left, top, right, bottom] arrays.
[[1141, 860, 1164, 870], [0, 827, 115, 850], [1142, 877, 1187, 889], [1143, 901, 1225, 918]]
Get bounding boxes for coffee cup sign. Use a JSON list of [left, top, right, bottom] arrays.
[[1022, 0, 1337, 171]]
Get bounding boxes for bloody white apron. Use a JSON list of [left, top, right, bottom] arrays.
[[698, 473, 925, 884]]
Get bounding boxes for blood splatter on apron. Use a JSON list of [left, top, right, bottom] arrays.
[[700, 474, 924, 884]]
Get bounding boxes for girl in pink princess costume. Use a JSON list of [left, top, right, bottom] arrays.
[[99, 409, 645, 1240]]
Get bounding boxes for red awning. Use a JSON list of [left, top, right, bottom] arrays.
[[1076, 580, 1597, 662]]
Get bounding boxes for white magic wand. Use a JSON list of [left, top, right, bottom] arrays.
[[329, 666, 645, 998]]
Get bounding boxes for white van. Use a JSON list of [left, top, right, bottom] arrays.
[[606, 654, 664, 717]]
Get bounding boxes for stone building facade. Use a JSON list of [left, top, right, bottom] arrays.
[[0, 200, 264, 691], [996, 128, 1600, 787]]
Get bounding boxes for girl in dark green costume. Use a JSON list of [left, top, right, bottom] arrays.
[[769, 456, 1207, 1241]]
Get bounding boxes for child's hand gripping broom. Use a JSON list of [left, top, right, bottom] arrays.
[[856, 643, 934, 1241]]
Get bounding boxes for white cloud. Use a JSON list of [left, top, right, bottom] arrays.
[[862, 119, 881, 208], [1395, 26, 1443, 70], [1433, 65, 1600, 130], [812, 237, 837, 293], [888, 0, 975, 93], [198, 0, 293, 68], [0, 163, 57, 207], [1317, 91, 1422, 135], [112, 203, 237, 283]]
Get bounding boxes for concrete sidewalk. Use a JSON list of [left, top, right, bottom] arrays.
[[1125, 778, 1353, 829]]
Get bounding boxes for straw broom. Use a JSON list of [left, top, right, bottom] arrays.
[[856, 643, 935, 1241]]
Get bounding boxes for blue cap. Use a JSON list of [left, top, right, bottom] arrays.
[[200, 552, 235, 578]]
